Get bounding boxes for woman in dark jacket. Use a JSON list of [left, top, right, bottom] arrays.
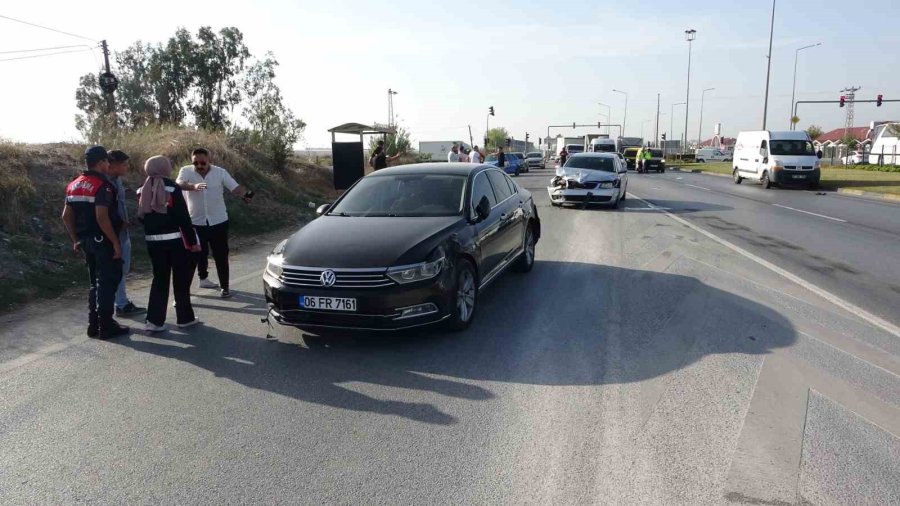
[[138, 155, 201, 332]]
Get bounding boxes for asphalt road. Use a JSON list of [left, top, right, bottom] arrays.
[[1, 167, 898, 504]]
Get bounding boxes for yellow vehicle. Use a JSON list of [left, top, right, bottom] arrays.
[[622, 147, 640, 170]]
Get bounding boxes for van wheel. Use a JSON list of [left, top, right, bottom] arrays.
[[698, 159, 706, 163], [761, 171, 772, 189], [733, 169, 743, 184]]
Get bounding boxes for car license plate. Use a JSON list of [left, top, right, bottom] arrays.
[[299, 296, 357, 312], [792, 175, 806, 179]]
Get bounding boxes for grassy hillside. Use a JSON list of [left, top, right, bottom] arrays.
[[0, 128, 338, 311]]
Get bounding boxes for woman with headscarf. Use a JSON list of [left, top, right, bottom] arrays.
[[138, 155, 201, 332]]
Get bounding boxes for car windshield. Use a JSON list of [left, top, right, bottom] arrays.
[[593, 143, 616, 152], [568, 146, 584, 153], [770, 140, 815, 156], [329, 174, 467, 217], [624, 149, 639, 157], [650, 149, 664, 157], [526, 153, 541, 158], [563, 156, 617, 172], [485, 154, 498, 162], [513, 153, 525, 159]]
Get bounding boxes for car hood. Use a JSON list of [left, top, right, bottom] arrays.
[[281, 215, 463, 268], [553, 167, 619, 182]]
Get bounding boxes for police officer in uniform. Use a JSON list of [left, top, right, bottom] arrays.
[[61, 146, 130, 339]]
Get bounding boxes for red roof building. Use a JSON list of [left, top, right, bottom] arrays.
[[699, 137, 736, 148], [814, 127, 870, 145]]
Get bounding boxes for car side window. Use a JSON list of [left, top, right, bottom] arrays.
[[471, 172, 498, 215], [502, 173, 518, 195], [486, 170, 513, 202]]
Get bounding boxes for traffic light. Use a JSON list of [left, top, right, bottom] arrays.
[[661, 133, 667, 141], [877, 94, 883, 107], [525, 132, 530, 143], [489, 106, 495, 116], [506, 138, 511, 147], [839, 95, 846, 107]]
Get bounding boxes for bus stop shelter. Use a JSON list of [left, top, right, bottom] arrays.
[[328, 122, 395, 190]]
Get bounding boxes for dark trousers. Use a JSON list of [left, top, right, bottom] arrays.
[[146, 239, 196, 326], [83, 235, 123, 323], [195, 220, 229, 290]]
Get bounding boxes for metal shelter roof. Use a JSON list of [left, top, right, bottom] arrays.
[[327, 123, 395, 135]]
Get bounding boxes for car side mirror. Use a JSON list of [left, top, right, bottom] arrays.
[[316, 204, 331, 216], [475, 196, 491, 222], [816, 150, 823, 159]]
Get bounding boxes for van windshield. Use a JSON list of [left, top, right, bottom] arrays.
[[770, 140, 815, 156]]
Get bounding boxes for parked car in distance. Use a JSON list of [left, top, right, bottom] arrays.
[[696, 148, 733, 163], [547, 153, 629, 208], [264, 164, 540, 332], [525, 152, 545, 170], [732, 130, 821, 189], [622, 147, 640, 170], [485, 153, 524, 176], [841, 151, 866, 165]]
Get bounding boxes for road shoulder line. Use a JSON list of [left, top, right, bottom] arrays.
[[771, 204, 846, 223], [629, 193, 900, 340]]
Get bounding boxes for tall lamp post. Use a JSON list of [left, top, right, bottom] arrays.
[[683, 29, 697, 153], [598, 102, 612, 135], [613, 89, 628, 136], [697, 88, 715, 150], [761, 0, 776, 129], [670, 102, 685, 156], [387, 88, 398, 128], [790, 42, 822, 129]]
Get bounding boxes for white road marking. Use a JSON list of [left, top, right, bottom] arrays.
[[772, 204, 847, 223], [630, 193, 900, 340], [684, 184, 711, 191]]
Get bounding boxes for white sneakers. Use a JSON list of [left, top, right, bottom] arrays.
[[144, 322, 167, 333], [198, 278, 218, 289], [176, 319, 201, 329]]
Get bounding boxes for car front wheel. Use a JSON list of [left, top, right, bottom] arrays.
[[513, 225, 536, 273], [447, 260, 477, 331]]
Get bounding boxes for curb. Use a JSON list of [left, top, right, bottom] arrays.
[[835, 188, 900, 203]]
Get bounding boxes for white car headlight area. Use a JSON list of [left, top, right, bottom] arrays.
[[265, 239, 288, 278]]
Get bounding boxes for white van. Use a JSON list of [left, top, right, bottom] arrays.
[[695, 147, 732, 162], [869, 123, 900, 165], [590, 138, 617, 153], [732, 131, 821, 189]]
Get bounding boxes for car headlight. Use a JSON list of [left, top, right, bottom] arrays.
[[387, 249, 445, 284], [600, 182, 615, 189], [266, 239, 287, 278]]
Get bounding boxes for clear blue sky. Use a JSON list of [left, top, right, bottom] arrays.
[[1, 0, 897, 148]]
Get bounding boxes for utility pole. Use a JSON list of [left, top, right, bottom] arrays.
[[683, 29, 696, 153], [698, 88, 714, 150], [99, 39, 116, 114], [655, 93, 661, 147], [387, 89, 398, 128], [762, 0, 776, 129], [790, 42, 822, 129], [468, 125, 474, 150], [613, 89, 628, 136]]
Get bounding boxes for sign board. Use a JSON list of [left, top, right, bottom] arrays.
[[714, 123, 722, 136]]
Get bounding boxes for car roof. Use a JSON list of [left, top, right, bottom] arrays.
[[371, 163, 486, 177], [569, 152, 618, 159]]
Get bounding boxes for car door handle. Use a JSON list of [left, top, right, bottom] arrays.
[[500, 213, 508, 220]]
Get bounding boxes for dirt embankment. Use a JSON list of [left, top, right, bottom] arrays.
[[0, 129, 338, 311]]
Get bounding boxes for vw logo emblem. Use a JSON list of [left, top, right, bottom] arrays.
[[320, 270, 336, 287]]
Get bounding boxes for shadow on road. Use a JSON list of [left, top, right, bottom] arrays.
[[113, 260, 796, 425]]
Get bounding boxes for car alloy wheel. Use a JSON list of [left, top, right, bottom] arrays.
[[449, 261, 477, 331], [514, 226, 535, 273], [733, 169, 743, 184]]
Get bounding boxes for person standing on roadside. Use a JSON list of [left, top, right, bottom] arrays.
[[470, 146, 483, 164], [559, 146, 569, 166], [107, 150, 145, 317], [139, 156, 201, 332], [61, 146, 129, 339], [369, 140, 403, 170], [497, 146, 507, 168], [459, 147, 471, 163], [176, 148, 254, 299], [447, 143, 460, 162]]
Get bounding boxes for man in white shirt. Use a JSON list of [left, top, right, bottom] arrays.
[[447, 144, 460, 163], [470, 146, 483, 164], [176, 148, 253, 298]]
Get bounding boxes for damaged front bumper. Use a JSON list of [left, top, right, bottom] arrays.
[[547, 176, 619, 204]]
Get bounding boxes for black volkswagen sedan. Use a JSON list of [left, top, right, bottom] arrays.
[[263, 163, 540, 331]]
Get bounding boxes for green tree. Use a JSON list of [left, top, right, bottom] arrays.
[[889, 123, 900, 138], [805, 125, 824, 141], [75, 74, 113, 141], [841, 134, 859, 149], [241, 54, 306, 171], [367, 124, 413, 156], [486, 127, 510, 149], [189, 26, 250, 130]]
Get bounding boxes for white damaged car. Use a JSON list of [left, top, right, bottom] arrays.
[[548, 153, 628, 208]]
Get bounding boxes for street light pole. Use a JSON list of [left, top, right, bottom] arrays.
[[655, 93, 661, 147], [762, 0, 776, 130], [790, 42, 822, 129], [698, 88, 715, 150], [598, 102, 612, 135], [387, 88, 398, 128], [671, 102, 685, 156], [613, 90, 628, 136], [683, 29, 697, 153]]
